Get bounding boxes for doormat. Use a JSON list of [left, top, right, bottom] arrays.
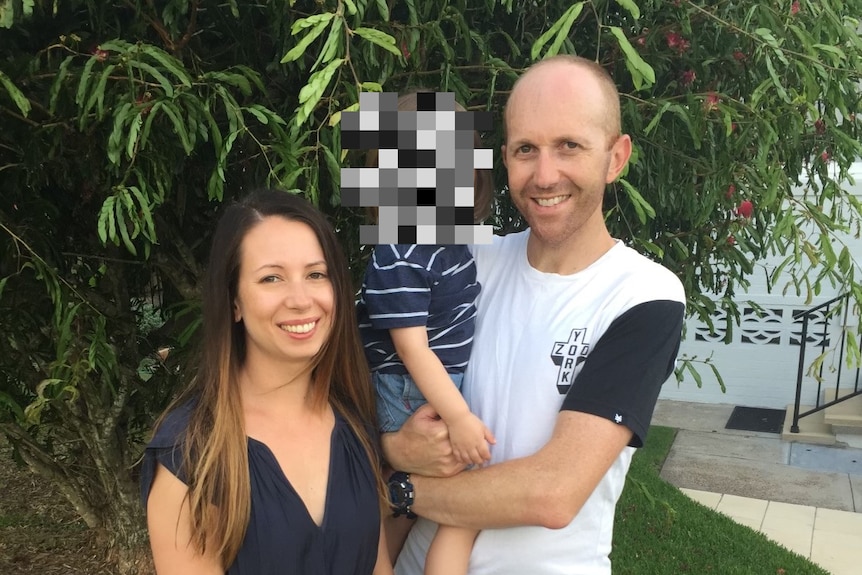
[[725, 406, 787, 434]]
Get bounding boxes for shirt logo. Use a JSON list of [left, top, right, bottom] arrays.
[[550, 328, 591, 394]]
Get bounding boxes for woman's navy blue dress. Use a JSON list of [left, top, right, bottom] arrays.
[[140, 402, 380, 574]]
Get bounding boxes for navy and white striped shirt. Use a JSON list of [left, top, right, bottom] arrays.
[[356, 244, 479, 374]]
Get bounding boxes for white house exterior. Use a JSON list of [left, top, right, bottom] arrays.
[[661, 161, 862, 409]]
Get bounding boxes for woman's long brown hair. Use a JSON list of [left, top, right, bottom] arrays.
[[155, 189, 384, 567]]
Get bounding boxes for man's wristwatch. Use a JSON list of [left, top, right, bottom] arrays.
[[387, 471, 417, 519]]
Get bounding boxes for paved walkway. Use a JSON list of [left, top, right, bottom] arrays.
[[652, 399, 862, 575]]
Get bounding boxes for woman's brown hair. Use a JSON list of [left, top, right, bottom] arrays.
[[156, 189, 384, 567], [365, 90, 495, 224]]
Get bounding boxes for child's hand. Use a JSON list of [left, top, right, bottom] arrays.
[[447, 413, 496, 466]]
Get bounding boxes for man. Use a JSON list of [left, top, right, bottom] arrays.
[[383, 55, 686, 574]]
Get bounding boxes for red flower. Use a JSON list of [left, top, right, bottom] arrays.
[[821, 150, 831, 162], [92, 48, 109, 62], [733, 50, 746, 61], [737, 200, 754, 219], [790, 1, 800, 15], [730, 122, 738, 133], [814, 119, 825, 134], [636, 36, 646, 47], [681, 69, 696, 86], [704, 92, 720, 111], [665, 32, 690, 54], [727, 235, 736, 246], [725, 184, 736, 200], [400, 40, 410, 60]]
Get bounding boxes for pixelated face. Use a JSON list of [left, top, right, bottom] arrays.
[[341, 92, 493, 245]]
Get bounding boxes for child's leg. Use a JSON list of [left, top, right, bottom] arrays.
[[424, 525, 479, 575], [384, 514, 416, 565]]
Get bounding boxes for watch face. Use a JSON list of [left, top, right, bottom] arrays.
[[387, 472, 414, 517]]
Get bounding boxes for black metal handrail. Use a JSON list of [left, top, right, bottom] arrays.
[[790, 293, 862, 433]]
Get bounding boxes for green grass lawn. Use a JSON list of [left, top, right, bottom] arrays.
[[612, 426, 829, 575]]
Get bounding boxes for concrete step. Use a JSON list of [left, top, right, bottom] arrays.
[[782, 405, 837, 445], [823, 389, 862, 431]]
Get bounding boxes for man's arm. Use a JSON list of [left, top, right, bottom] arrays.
[[381, 403, 463, 477], [406, 409, 632, 530], [384, 299, 685, 528]]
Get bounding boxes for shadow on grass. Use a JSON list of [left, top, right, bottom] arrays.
[[612, 426, 829, 575]]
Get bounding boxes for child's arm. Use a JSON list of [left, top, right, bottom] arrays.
[[390, 326, 495, 466]]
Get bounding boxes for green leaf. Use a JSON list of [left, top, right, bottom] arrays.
[[98, 196, 116, 244], [321, 144, 341, 189], [344, 0, 357, 16], [126, 110, 143, 159], [763, 55, 790, 103], [546, 2, 583, 58], [107, 102, 133, 165], [48, 55, 74, 113], [619, 179, 656, 224], [126, 60, 175, 97], [375, 0, 390, 21], [616, 0, 640, 19], [139, 100, 162, 147], [211, 70, 253, 96], [140, 45, 192, 88], [643, 102, 670, 135], [161, 102, 193, 154], [0, 69, 31, 117], [115, 197, 137, 255], [609, 26, 655, 90], [312, 15, 343, 71], [684, 361, 704, 388], [290, 12, 335, 35], [98, 39, 134, 53], [295, 58, 344, 126], [245, 105, 269, 124], [353, 27, 402, 57], [668, 103, 700, 149], [812, 43, 845, 59], [83, 64, 115, 119], [531, 3, 581, 61], [281, 19, 331, 64], [754, 27, 781, 50], [75, 56, 98, 106], [128, 185, 156, 241]]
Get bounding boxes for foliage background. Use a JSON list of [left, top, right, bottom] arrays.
[[0, 0, 860, 571]]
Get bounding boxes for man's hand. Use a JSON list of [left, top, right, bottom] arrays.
[[381, 404, 465, 477], [446, 412, 496, 466]]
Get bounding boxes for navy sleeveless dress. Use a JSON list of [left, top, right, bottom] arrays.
[[140, 402, 381, 574]]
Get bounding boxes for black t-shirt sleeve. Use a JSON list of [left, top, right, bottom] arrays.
[[139, 402, 194, 508], [559, 300, 684, 447]]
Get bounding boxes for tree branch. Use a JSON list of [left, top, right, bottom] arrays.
[[0, 422, 101, 528]]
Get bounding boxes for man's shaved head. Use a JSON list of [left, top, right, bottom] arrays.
[[505, 55, 623, 146]]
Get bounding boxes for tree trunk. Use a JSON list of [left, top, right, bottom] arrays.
[[102, 504, 155, 575]]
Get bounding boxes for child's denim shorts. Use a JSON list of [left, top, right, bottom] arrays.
[[373, 371, 464, 432]]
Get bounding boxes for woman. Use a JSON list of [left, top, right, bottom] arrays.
[[141, 189, 391, 574]]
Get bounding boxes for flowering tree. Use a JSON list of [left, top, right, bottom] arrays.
[[0, 0, 860, 571]]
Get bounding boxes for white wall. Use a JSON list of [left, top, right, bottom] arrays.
[[661, 161, 862, 409]]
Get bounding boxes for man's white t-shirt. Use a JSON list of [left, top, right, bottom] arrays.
[[396, 230, 685, 575]]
